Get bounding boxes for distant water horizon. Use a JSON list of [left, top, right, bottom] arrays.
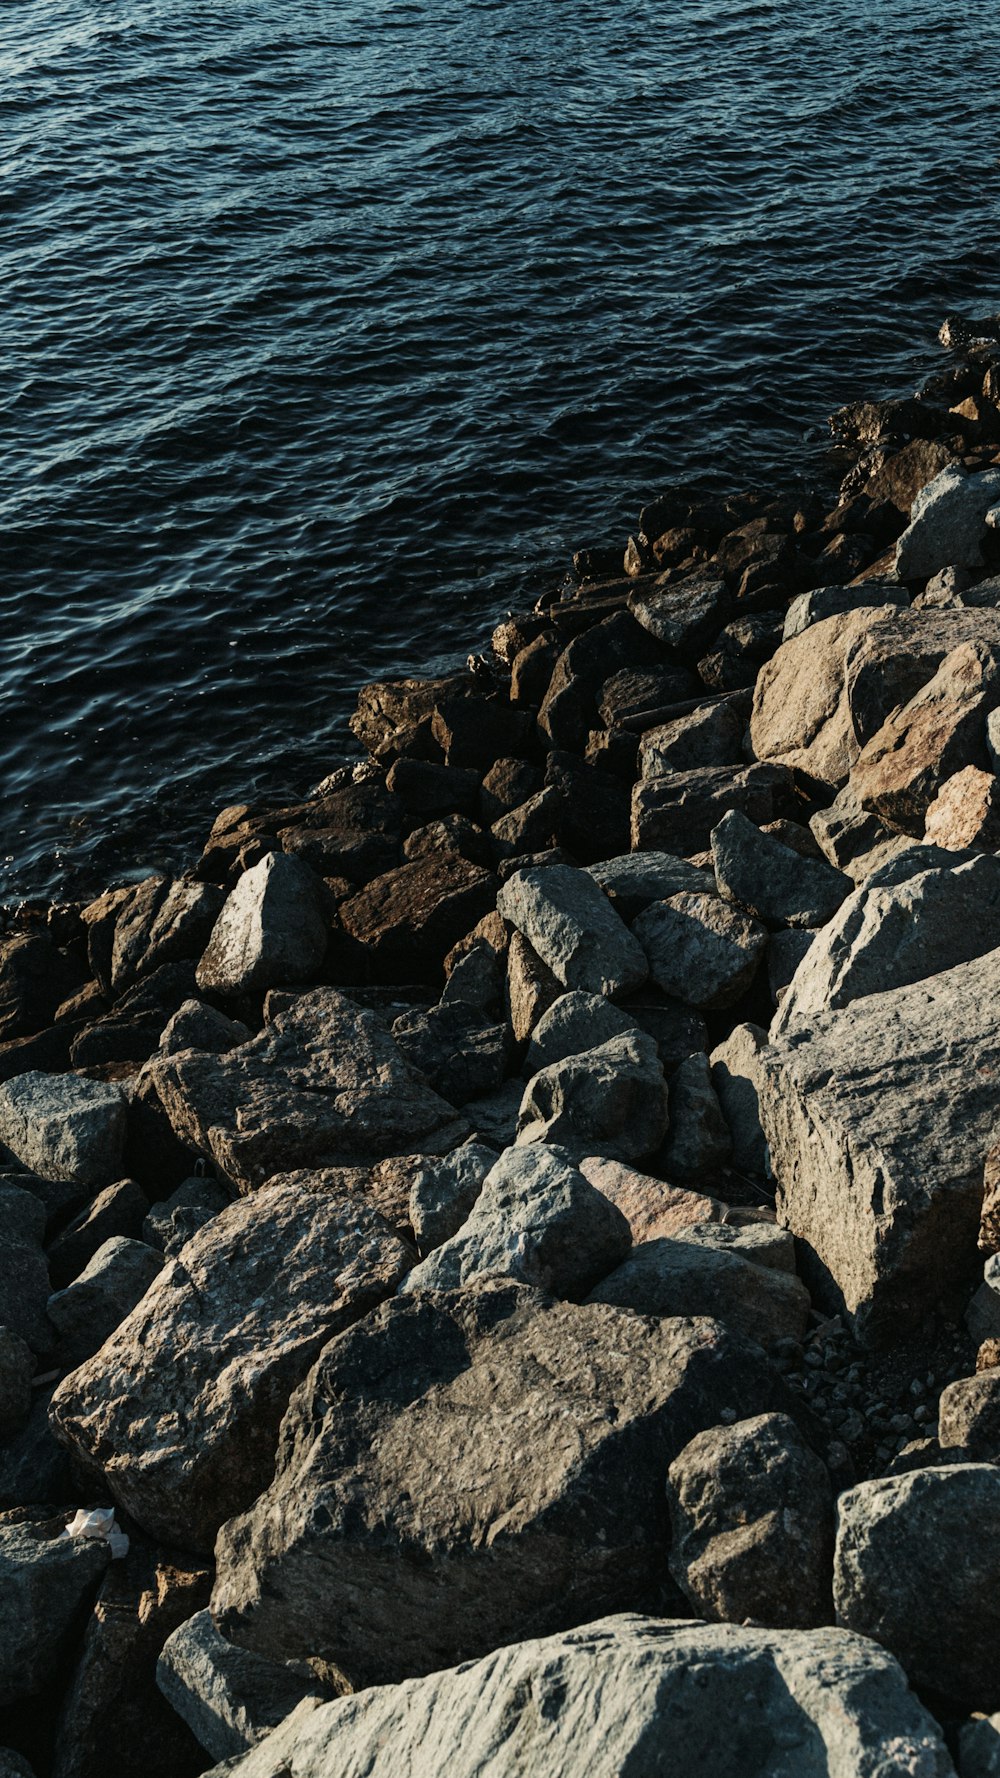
[[2, 0, 1000, 905]]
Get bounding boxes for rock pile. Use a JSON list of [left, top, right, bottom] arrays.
[[4, 315, 1000, 1775]]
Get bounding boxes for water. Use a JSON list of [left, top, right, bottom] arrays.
[[3, 0, 1000, 905]]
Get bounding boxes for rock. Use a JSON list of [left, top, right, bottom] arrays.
[[624, 996, 709, 1067], [523, 991, 637, 1075], [711, 811, 850, 929], [537, 612, 653, 751], [924, 765, 1000, 850], [960, 1716, 1000, 1778], [577, 1155, 723, 1241], [597, 666, 697, 728], [631, 763, 794, 856], [0, 932, 86, 1045], [966, 1257, 1000, 1346], [0, 1753, 34, 1778], [144, 988, 464, 1192], [980, 1140, 1000, 1255], [48, 1178, 149, 1290], [586, 850, 715, 917], [661, 1052, 731, 1183], [698, 612, 785, 694], [210, 1285, 815, 1683], [810, 783, 916, 883], [516, 1030, 668, 1162], [497, 865, 648, 999], [0, 1184, 52, 1355], [390, 1003, 508, 1106], [156, 997, 251, 1057], [762, 944, 1000, 1340], [340, 854, 496, 980], [111, 878, 224, 994], [782, 583, 909, 639], [0, 1327, 33, 1437], [0, 1511, 109, 1707], [192, 1613, 955, 1778], [863, 436, 956, 511], [142, 1175, 231, 1257], [462, 1081, 524, 1150], [637, 697, 747, 776], [633, 892, 768, 1009], [69, 960, 198, 1071], [834, 1464, 1000, 1707], [349, 671, 477, 763], [408, 1144, 497, 1255], [709, 1024, 769, 1175], [194, 852, 327, 996], [277, 782, 404, 883], [895, 464, 1000, 578], [938, 1372, 1000, 1459], [504, 931, 561, 1042], [47, 1238, 164, 1368], [439, 938, 502, 1011], [0, 1384, 74, 1510], [666, 1412, 834, 1627], [385, 758, 480, 820], [680, 1219, 796, 1274], [403, 814, 491, 868], [49, 1181, 414, 1551], [157, 1609, 323, 1763], [480, 757, 542, 826], [509, 632, 560, 705], [628, 572, 730, 651], [400, 1144, 630, 1297], [588, 1236, 810, 1350], [768, 929, 814, 1004], [540, 751, 632, 861], [0, 1074, 126, 1187]]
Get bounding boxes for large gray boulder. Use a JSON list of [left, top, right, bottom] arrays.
[[0, 1074, 126, 1186], [711, 810, 849, 930], [399, 1144, 631, 1297], [633, 892, 768, 1009], [523, 991, 637, 1075], [157, 1609, 323, 1762], [195, 852, 328, 995], [586, 851, 715, 916], [195, 1613, 956, 1778], [588, 1235, 810, 1350], [47, 1237, 163, 1368], [834, 1464, 1000, 1707], [895, 464, 1000, 579], [497, 866, 648, 999], [0, 1511, 109, 1707], [516, 1030, 668, 1162], [210, 1285, 811, 1686], [49, 1181, 414, 1552], [408, 1144, 497, 1256]]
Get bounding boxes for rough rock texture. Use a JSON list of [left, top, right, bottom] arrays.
[[195, 852, 328, 995], [390, 1003, 508, 1106], [709, 1023, 769, 1175], [157, 999, 251, 1058], [408, 1144, 497, 1255], [0, 1327, 33, 1437], [516, 1030, 668, 1162], [142, 1175, 231, 1257], [937, 1372, 1000, 1459], [628, 573, 730, 650], [0, 1185, 53, 1354], [48, 1178, 149, 1290], [111, 877, 225, 993], [666, 1413, 834, 1627], [810, 782, 915, 883], [924, 764, 1000, 850], [157, 1609, 323, 1762], [0, 1073, 126, 1186], [400, 1144, 631, 1297], [834, 1464, 1000, 1707], [195, 1614, 954, 1778], [504, 930, 561, 1043], [523, 991, 637, 1075], [47, 1238, 164, 1368], [711, 810, 849, 929], [577, 1156, 723, 1242], [661, 1052, 732, 1183], [586, 851, 715, 917], [631, 762, 792, 855], [633, 891, 768, 1009], [782, 583, 908, 638], [49, 1182, 414, 1551], [497, 865, 648, 998], [588, 1236, 810, 1350], [0, 1512, 109, 1707], [339, 853, 497, 978], [637, 700, 746, 777], [895, 463, 1000, 578], [211, 1286, 815, 1685], [960, 1715, 1000, 1778]]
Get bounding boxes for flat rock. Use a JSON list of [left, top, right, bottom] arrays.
[[633, 892, 768, 1009], [523, 990, 638, 1075], [340, 854, 497, 979], [0, 1073, 126, 1187], [157, 1609, 323, 1763], [516, 1030, 668, 1162], [588, 1235, 810, 1350], [637, 698, 746, 776], [711, 810, 850, 929], [631, 763, 793, 855], [497, 865, 648, 998], [586, 850, 715, 917], [895, 463, 1000, 578], [157, 998, 251, 1057], [628, 572, 730, 651], [196, 852, 328, 996], [0, 1511, 109, 1708], [577, 1155, 723, 1243]]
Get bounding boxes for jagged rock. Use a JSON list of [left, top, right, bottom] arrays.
[[578, 1155, 722, 1241], [782, 583, 908, 639], [661, 1053, 731, 1183], [504, 931, 561, 1042], [48, 1178, 149, 1290], [390, 1004, 508, 1106], [497, 865, 648, 999], [340, 853, 496, 979], [47, 1238, 164, 1368], [49, 1181, 414, 1552], [834, 1464, 1000, 1707], [810, 783, 915, 882], [698, 612, 784, 694], [510, 631, 560, 704], [537, 612, 652, 751], [711, 811, 850, 929], [0, 1073, 126, 1187], [69, 960, 199, 1070], [350, 671, 476, 763], [625, 995, 709, 1066], [143, 988, 464, 1191], [462, 1081, 524, 1150], [142, 1176, 231, 1257], [516, 1030, 667, 1162], [597, 666, 696, 727], [193, 1613, 955, 1778], [588, 1235, 809, 1349], [632, 763, 793, 855], [156, 998, 251, 1057], [628, 573, 730, 651], [895, 464, 1000, 578], [709, 1024, 769, 1175], [385, 758, 481, 819], [400, 1144, 630, 1296], [110, 878, 224, 994], [403, 814, 491, 868], [540, 751, 632, 861], [0, 932, 86, 1044], [633, 892, 768, 1009], [0, 1327, 33, 1437], [439, 938, 502, 1011], [586, 851, 715, 919], [637, 697, 746, 776], [0, 1185, 52, 1355], [277, 781, 404, 882], [938, 1373, 1000, 1459], [924, 764, 1000, 849], [157, 1609, 324, 1763], [768, 929, 814, 1003], [195, 853, 327, 996], [666, 1413, 834, 1627], [210, 1284, 814, 1684], [408, 1144, 497, 1255], [523, 991, 637, 1075], [0, 1511, 109, 1708]]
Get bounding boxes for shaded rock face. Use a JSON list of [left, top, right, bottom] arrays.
[[111, 877, 225, 994], [49, 1182, 414, 1552], [0, 1512, 109, 1709], [633, 891, 768, 1010], [408, 1144, 497, 1256], [894, 462, 1000, 578], [195, 1614, 955, 1778], [47, 1237, 164, 1368], [711, 810, 849, 930], [588, 1235, 810, 1351], [497, 865, 648, 999], [340, 852, 498, 980], [577, 1156, 723, 1244], [0, 1073, 126, 1187], [156, 1609, 323, 1763], [210, 1286, 810, 1687], [196, 853, 328, 997], [0, 1185, 53, 1355], [661, 1051, 731, 1183], [523, 990, 637, 1075], [631, 762, 793, 855], [516, 1029, 668, 1162]]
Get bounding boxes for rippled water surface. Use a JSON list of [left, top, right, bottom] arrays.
[[3, 0, 1000, 901]]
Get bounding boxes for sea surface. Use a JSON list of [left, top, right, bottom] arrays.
[[3, 0, 1000, 905]]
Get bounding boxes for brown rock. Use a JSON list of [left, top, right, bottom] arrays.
[[631, 762, 794, 856], [924, 765, 1000, 850], [577, 1156, 723, 1243], [339, 854, 497, 980], [851, 640, 1000, 835]]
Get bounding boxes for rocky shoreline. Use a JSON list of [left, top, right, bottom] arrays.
[[5, 314, 1000, 1775]]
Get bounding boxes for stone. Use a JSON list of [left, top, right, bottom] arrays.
[[390, 1003, 508, 1106], [193, 1613, 955, 1778], [523, 990, 637, 1075], [540, 751, 632, 861], [111, 877, 224, 994], [632, 763, 794, 856], [0, 1754, 34, 1778], [834, 1464, 1000, 1707], [49, 1182, 414, 1552], [0, 1327, 33, 1437], [768, 929, 814, 1004], [711, 811, 850, 929], [661, 1052, 731, 1183], [0, 1184, 52, 1355], [516, 1030, 668, 1162], [157, 1609, 323, 1763], [276, 781, 404, 883], [709, 1024, 769, 1175], [961, 1716, 1000, 1778], [195, 852, 327, 996], [0, 1385, 74, 1511], [0, 1511, 109, 1707], [597, 666, 696, 728], [210, 1285, 814, 1684], [497, 865, 648, 999], [633, 892, 768, 1009], [586, 850, 715, 917], [339, 854, 496, 980], [981, 1140, 1000, 1255], [864, 436, 956, 511], [924, 765, 1000, 850], [0, 932, 86, 1045], [628, 572, 730, 651], [403, 815, 491, 869], [782, 583, 909, 639], [537, 612, 653, 751], [47, 1238, 164, 1368], [408, 1144, 497, 1255], [810, 784, 915, 883], [680, 1219, 796, 1274], [47, 1178, 149, 1290], [509, 632, 560, 705], [69, 960, 198, 1071], [625, 996, 709, 1067], [156, 998, 251, 1058], [637, 698, 746, 776], [0, 1074, 126, 1187], [966, 1257, 1000, 1346], [938, 1372, 1000, 1459], [400, 1144, 630, 1297], [349, 670, 476, 763], [698, 612, 784, 694], [142, 1175, 231, 1256], [462, 1081, 524, 1150], [504, 932, 561, 1042], [577, 1155, 722, 1241], [385, 757, 480, 819], [439, 938, 502, 1011], [144, 988, 464, 1192], [761, 945, 1000, 1340], [589, 1236, 810, 1349], [895, 464, 1000, 578], [666, 1413, 834, 1627]]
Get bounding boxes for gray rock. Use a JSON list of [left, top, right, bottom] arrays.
[[195, 1613, 954, 1778], [0, 1388, 73, 1511], [960, 1714, 1000, 1778], [0, 1073, 126, 1187], [195, 852, 328, 996], [210, 1284, 814, 1685], [834, 1464, 1000, 1707], [157, 998, 251, 1057], [0, 1327, 33, 1437], [497, 866, 648, 999], [628, 572, 730, 650], [439, 939, 502, 1010], [895, 464, 1000, 579], [938, 1372, 1000, 1460], [0, 1185, 52, 1355], [523, 991, 638, 1075], [408, 1144, 497, 1256], [462, 1081, 524, 1151], [111, 877, 225, 993], [400, 1143, 631, 1297], [710, 1023, 769, 1175], [47, 1177, 149, 1290], [637, 700, 746, 777], [782, 583, 909, 639], [631, 763, 793, 856], [390, 1003, 508, 1107], [577, 1155, 724, 1243], [667, 1412, 834, 1627], [768, 928, 814, 1005], [142, 1175, 232, 1256], [588, 1235, 810, 1350], [157, 1609, 323, 1762], [47, 1238, 164, 1368], [661, 1052, 731, 1183], [49, 1181, 414, 1552], [504, 930, 561, 1043], [810, 783, 916, 883], [586, 851, 716, 917], [0, 1752, 35, 1778], [516, 1030, 668, 1162], [679, 1218, 796, 1273], [633, 892, 768, 1009], [711, 811, 850, 930], [0, 1511, 109, 1707], [966, 1256, 1000, 1346]]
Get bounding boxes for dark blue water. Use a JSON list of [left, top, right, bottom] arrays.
[[3, 0, 1000, 903]]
